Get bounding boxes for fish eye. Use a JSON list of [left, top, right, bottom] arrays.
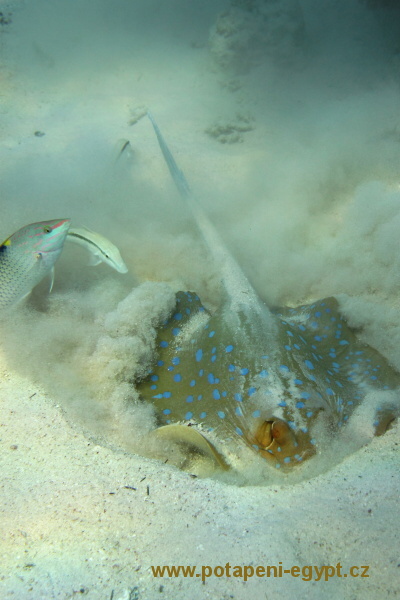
[[43, 225, 52, 233], [105, 254, 110, 259], [35, 252, 42, 260]]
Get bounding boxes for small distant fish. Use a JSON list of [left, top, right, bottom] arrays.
[[0, 218, 71, 309], [114, 138, 133, 163], [67, 226, 128, 274]]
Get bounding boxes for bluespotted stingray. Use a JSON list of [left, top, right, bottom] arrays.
[[135, 114, 399, 474]]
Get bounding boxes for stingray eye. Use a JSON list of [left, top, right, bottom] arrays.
[[35, 252, 42, 260], [43, 225, 52, 233]]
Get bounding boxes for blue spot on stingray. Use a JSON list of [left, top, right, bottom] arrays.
[[211, 347, 216, 354], [235, 406, 243, 416], [211, 355, 217, 363], [163, 409, 171, 415], [163, 391, 171, 398], [315, 311, 322, 317], [225, 344, 234, 353], [157, 360, 164, 367], [252, 410, 261, 417], [217, 411, 226, 419], [234, 393, 243, 402], [200, 411, 207, 419], [222, 391, 227, 397], [190, 379, 196, 387], [283, 457, 291, 463], [228, 364, 235, 372], [293, 344, 301, 350], [172, 357, 180, 365], [160, 341, 168, 348], [286, 330, 294, 337], [306, 411, 313, 418], [294, 379, 303, 385], [305, 360, 314, 370], [151, 375, 159, 382], [150, 385, 157, 390], [167, 366, 174, 372], [241, 368, 249, 375], [173, 313, 182, 321], [314, 336, 322, 342], [209, 330, 215, 338], [261, 355, 269, 359], [212, 389, 221, 400], [298, 325, 306, 331], [326, 388, 334, 396], [215, 377, 220, 384], [301, 392, 311, 400], [339, 340, 349, 345], [195, 349, 203, 362], [207, 373, 215, 384], [259, 370, 268, 378], [278, 401, 287, 407], [248, 387, 256, 396], [285, 345, 291, 351], [280, 365, 290, 372], [153, 394, 163, 399], [197, 394, 202, 400], [199, 369, 204, 376], [186, 395, 194, 403], [185, 412, 193, 420], [173, 374, 182, 382], [235, 427, 244, 436]]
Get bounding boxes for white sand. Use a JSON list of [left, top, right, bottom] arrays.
[[1, 1, 399, 598]]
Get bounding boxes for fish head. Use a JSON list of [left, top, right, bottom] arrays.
[[7, 218, 71, 271], [101, 244, 128, 274], [33, 218, 71, 269]]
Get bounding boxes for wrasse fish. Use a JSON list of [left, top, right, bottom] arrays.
[[67, 226, 128, 274], [135, 114, 399, 473], [0, 218, 71, 309]]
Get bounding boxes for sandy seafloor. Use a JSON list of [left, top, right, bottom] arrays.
[[1, 1, 400, 598]]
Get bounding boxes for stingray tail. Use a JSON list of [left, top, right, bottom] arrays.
[[146, 111, 275, 336]]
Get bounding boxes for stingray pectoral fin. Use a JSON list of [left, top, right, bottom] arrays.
[[150, 424, 230, 474]]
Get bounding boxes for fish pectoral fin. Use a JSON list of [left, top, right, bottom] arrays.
[[48, 267, 55, 293], [149, 424, 230, 475], [87, 252, 102, 267]]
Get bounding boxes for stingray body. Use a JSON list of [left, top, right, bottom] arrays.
[[135, 114, 399, 472]]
